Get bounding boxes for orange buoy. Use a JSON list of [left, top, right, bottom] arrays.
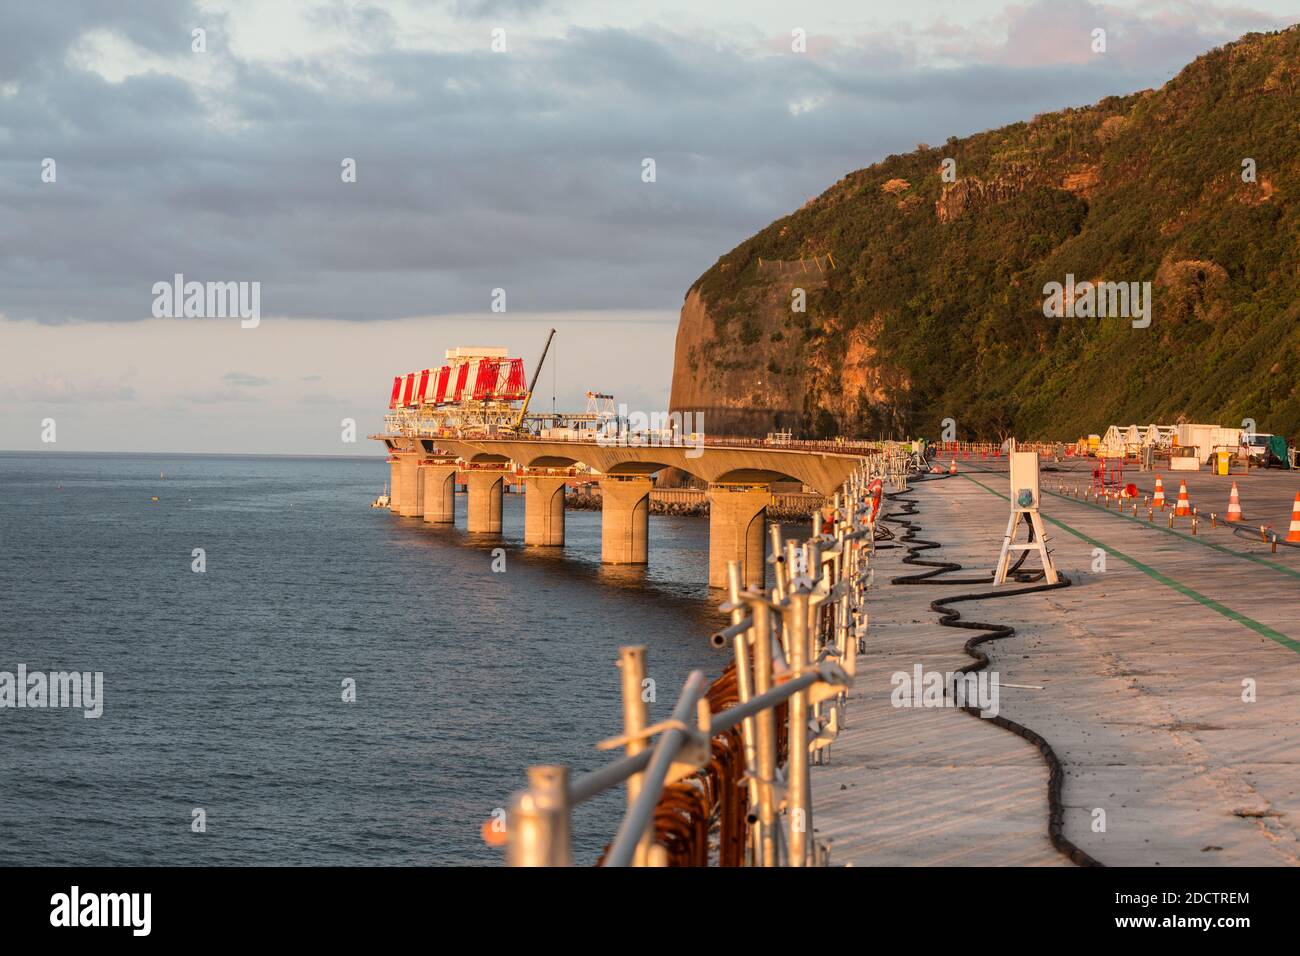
[[481, 816, 508, 847]]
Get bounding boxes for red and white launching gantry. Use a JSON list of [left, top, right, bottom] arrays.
[[383, 330, 558, 439]]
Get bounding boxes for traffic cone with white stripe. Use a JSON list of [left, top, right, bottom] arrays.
[[1152, 475, 1166, 509], [1287, 492, 1300, 542], [1225, 482, 1243, 522], [1174, 480, 1192, 517], [949, 459, 957, 475]]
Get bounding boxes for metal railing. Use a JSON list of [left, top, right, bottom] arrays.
[[499, 452, 915, 866]]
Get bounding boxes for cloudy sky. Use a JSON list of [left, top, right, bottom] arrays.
[[2, 0, 1295, 453]]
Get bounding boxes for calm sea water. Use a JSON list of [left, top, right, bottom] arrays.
[[0, 452, 741, 865]]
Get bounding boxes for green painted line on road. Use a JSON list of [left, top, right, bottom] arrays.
[[954, 472, 1300, 654]]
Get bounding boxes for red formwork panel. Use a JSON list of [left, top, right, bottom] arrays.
[[472, 359, 501, 400], [433, 366, 451, 404], [452, 363, 471, 402], [501, 358, 527, 399]]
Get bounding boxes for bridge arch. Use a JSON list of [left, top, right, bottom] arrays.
[[710, 466, 804, 487], [462, 451, 512, 465]]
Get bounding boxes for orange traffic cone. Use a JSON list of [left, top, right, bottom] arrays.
[[1174, 480, 1192, 517], [1152, 476, 1166, 509], [1287, 493, 1300, 543], [1225, 482, 1243, 522], [949, 459, 958, 475]]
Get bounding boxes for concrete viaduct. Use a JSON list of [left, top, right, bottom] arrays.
[[376, 435, 865, 587]]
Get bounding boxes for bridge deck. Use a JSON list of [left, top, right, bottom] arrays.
[[813, 461, 1300, 867]]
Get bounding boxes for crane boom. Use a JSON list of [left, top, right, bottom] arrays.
[[514, 328, 556, 429]]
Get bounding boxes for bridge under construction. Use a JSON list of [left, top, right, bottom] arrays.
[[372, 334, 901, 588], [374, 432, 887, 588]]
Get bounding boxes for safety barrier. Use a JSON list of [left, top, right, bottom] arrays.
[[1055, 481, 1300, 551], [933, 440, 1066, 458], [498, 453, 915, 866]]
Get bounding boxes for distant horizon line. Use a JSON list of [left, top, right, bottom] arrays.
[[0, 449, 387, 460]]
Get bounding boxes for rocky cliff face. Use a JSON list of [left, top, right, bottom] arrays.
[[670, 272, 813, 436], [669, 27, 1300, 440]]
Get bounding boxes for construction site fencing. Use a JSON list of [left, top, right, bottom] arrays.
[[934, 440, 1068, 458], [499, 451, 919, 866]]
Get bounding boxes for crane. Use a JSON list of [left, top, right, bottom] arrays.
[[514, 327, 556, 430]]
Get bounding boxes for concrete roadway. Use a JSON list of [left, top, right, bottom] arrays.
[[810, 460, 1300, 867]]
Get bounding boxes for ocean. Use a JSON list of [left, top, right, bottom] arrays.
[[0, 452, 738, 865]]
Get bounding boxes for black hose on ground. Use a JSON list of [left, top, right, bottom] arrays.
[[879, 476, 1103, 868]]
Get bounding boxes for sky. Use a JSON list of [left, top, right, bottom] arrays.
[[2, 0, 1296, 454]]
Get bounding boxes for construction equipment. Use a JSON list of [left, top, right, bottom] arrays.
[[993, 450, 1058, 586], [384, 346, 529, 438], [514, 328, 557, 430]]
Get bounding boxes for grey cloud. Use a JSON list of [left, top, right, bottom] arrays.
[[306, 1, 399, 43], [452, 0, 555, 19], [0, 1, 1290, 325], [223, 372, 272, 387], [0, 1, 212, 83], [3, 374, 136, 404]]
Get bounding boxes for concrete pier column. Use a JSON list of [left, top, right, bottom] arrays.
[[523, 475, 567, 546], [707, 485, 769, 589], [388, 456, 405, 514], [397, 455, 424, 517], [600, 477, 652, 564], [421, 462, 458, 524], [414, 464, 427, 516], [465, 469, 506, 534]]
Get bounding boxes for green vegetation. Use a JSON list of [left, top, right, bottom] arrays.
[[687, 28, 1300, 440]]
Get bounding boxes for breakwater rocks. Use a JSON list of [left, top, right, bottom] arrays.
[[563, 489, 821, 520]]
